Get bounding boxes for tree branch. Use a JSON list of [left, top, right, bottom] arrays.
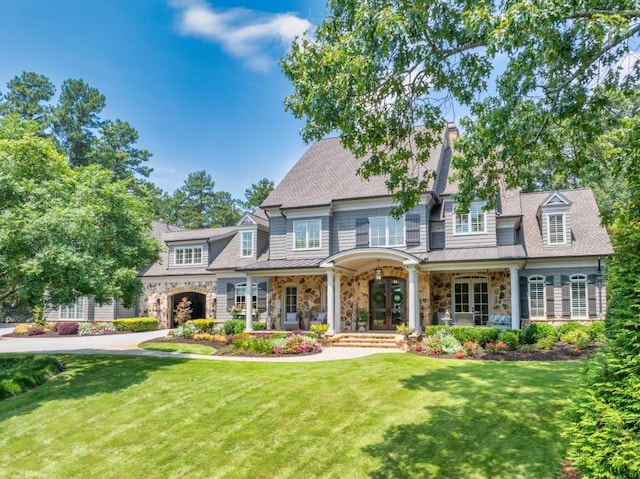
[[568, 10, 640, 19]]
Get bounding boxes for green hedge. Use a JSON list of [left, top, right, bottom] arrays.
[[0, 355, 64, 400], [523, 323, 557, 344], [424, 326, 500, 346], [222, 319, 246, 336], [187, 319, 216, 333], [112, 317, 158, 332]]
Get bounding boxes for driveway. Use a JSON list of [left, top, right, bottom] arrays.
[[0, 324, 402, 362]]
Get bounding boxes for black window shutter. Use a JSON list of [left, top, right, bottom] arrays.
[[561, 275, 571, 317], [519, 276, 529, 319], [587, 274, 597, 318], [355, 218, 369, 248], [405, 214, 420, 246], [257, 282, 267, 311], [545, 276, 555, 318]]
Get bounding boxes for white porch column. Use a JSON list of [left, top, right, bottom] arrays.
[[510, 266, 521, 329], [334, 273, 342, 333], [327, 269, 335, 334], [244, 275, 254, 332], [407, 265, 420, 334]]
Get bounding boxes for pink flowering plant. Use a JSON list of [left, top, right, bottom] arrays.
[[272, 333, 322, 355], [418, 330, 464, 355]]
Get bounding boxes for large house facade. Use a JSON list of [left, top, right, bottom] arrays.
[[135, 125, 612, 333]]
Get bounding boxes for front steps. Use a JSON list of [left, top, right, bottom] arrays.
[[327, 332, 404, 349]]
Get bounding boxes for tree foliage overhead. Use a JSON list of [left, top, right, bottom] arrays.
[[244, 178, 274, 210], [283, 0, 640, 211], [0, 117, 160, 308]]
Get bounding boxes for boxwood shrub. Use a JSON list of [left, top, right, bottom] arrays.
[[186, 319, 216, 333], [556, 322, 587, 337], [112, 317, 158, 332], [523, 322, 557, 344], [0, 355, 64, 400]]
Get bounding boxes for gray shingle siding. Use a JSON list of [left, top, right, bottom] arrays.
[[268, 215, 287, 260], [216, 278, 268, 321], [168, 243, 210, 268], [445, 210, 497, 249], [286, 216, 330, 259]]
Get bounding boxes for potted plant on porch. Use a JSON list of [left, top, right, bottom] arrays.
[[356, 308, 369, 332]]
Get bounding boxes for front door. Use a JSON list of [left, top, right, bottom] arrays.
[[370, 277, 406, 330]]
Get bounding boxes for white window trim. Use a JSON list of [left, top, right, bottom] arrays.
[[292, 219, 322, 251], [547, 213, 567, 245], [453, 203, 487, 236], [528, 275, 546, 319], [235, 282, 258, 309], [284, 285, 298, 313], [369, 215, 405, 247], [60, 297, 84, 320], [174, 245, 204, 266], [570, 274, 588, 319], [240, 231, 254, 258]]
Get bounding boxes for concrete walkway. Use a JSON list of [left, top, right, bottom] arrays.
[[0, 324, 402, 362]]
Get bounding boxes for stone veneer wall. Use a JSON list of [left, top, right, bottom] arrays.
[[269, 266, 432, 330], [140, 280, 217, 329], [430, 270, 511, 323]]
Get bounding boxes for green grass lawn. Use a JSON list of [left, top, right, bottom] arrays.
[[138, 340, 216, 355], [0, 353, 582, 479]]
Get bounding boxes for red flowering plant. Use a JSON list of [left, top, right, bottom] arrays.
[[485, 341, 507, 353]]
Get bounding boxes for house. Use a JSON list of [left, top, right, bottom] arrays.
[[137, 124, 613, 333]]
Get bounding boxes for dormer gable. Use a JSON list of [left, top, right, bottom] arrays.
[[537, 191, 572, 247]]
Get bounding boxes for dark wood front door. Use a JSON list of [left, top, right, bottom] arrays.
[[370, 277, 407, 330]]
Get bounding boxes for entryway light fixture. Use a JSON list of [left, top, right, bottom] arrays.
[[374, 261, 382, 281]]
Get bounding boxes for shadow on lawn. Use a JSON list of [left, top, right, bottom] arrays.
[[363, 360, 581, 479], [0, 352, 187, 421]]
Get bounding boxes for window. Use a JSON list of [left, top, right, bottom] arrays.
[[528, 276, 546, 318], [285, 286, 297, 313], [548, 214, 566, 245], [174, 246, 203, 265], [235, 283, 258, 309], [369, 216, 405, 247], [454, 203, 486, 234], [570, 274, 587, 318], [60, 297, 84, 320], [293, 220, 321, 250], [240, 231, 253, 257]]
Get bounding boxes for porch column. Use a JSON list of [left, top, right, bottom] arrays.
[[327, 269, 335, 334], [245, 275, 254, 332], [407, 265, 420, 334], [334, 273, 342, 333], [510, 266, 520, 329]]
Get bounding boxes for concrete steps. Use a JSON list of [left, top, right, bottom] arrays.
[[328, 333, 403, 349]]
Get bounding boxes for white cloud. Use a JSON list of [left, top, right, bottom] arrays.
[[170, 0, 312, 71]]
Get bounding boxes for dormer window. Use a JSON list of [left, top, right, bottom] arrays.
[[454, 203, 486, 235], [175, 246, 203, 266], [240, 231, 254, 257], [547, 213, 566, 245]]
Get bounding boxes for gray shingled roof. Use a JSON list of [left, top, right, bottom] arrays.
[[236, 258, 323, 271], [428, 245, 527, 263], [162, 226, 236, 243], [262, 127, 449, 210], [520, 188, 613, 258]]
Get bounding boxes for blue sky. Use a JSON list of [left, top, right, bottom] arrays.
[[0, 0, 326, 200]]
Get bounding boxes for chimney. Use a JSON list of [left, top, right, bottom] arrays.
[[447, 122, 459, 142]]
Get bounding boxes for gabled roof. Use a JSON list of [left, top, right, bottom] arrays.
[[261, 127, 449, 210], [521, 188, 613, 258], [541, 191, 572, 207]]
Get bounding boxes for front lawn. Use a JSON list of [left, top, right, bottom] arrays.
[[0, 354, 582, 479], [138, 340, 216, 355]]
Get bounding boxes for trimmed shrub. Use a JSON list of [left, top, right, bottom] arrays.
[[425, 325, 500, 346], [252, 321, 267, 330], [174, 323, 197, 339], [557, 322, 587, 337], [27, 325, 45, 336], [13, 324, 29, 335], [187, 319, 215, 333], [498, 330, 522, 350], [222, 319, 246, 336], [561, 329, 590, 349], [523, 323, 557, 344], [536, 336, 557, 350], [112, 317, 158, 332], [586, 321, 606, 342], [57, 321, 79, 336]]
